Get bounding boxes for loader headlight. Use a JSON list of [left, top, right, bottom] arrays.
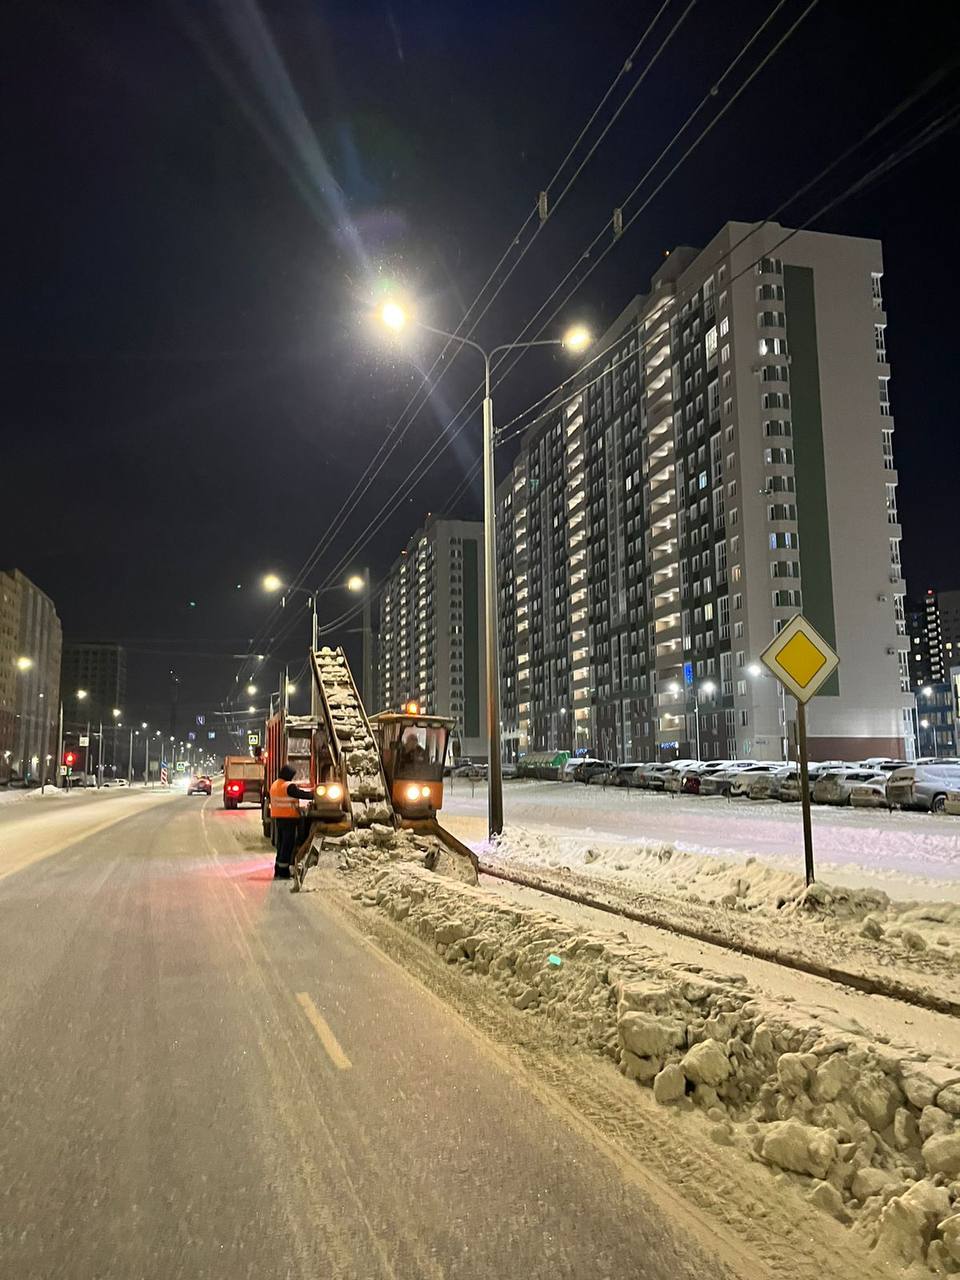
[[420, 786, 430, 798], [405, 784, 421, 802], [326, 783, 343, 802]]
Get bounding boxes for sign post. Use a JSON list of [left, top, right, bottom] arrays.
[[759, 614, 840, 886]]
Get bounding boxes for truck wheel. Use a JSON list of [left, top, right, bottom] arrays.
[[261, 802, 271, 838], [224, 798, 236, 811]]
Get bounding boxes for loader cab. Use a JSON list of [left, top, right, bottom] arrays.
[[370, 704, 453, 819]]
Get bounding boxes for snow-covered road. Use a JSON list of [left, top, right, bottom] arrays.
[[443, 778, 960, 901]]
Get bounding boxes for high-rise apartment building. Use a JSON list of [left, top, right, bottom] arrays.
[[61, 642, 127, 716], [498, 221, 910, 763], [0, 569, 62, 782], [377, 517, 487, 759], [907, 591, 944, 687]]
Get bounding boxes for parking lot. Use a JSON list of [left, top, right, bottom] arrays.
[[444, 777, 960, 901]]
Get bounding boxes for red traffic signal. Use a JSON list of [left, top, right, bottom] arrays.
[[63, 750, 78, 767]]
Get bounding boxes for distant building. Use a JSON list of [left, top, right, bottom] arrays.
[[0, 569, 62, 783], [377, 518, 487, 760], [907, 591, 945, 688], [498, 220, 910, 763], [915, 682, 957, 758], [61, 642, 127, 717]]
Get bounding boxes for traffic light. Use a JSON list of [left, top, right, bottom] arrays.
[[63, 750, 78, 768]]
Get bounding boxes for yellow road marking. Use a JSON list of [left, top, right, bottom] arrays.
[[295, 992, 352, 1070]]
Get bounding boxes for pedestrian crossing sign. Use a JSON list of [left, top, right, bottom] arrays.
[[760, 613, 839, 704]]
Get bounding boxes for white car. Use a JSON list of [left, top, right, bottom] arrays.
[[887, 764, 960, 814], [661, 759, 700, 793], [699, 762, 757, 797], [813, 768, 887, 806], [729, 763, 780, 799], [850, 776, 891, 809], [748, 764, 798, 800]]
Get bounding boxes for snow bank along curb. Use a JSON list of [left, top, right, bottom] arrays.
[[336, 830, 960, 1276], [485, 830, 960, 985]]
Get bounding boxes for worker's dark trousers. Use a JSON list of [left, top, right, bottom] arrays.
[[275, 818, 299, 870]]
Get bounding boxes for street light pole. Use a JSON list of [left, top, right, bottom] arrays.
[[379, 308, 591, 839], [56, 701, 64, 792], [480, 353, 505, 839]]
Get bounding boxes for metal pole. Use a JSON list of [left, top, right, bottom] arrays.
[[310, 598, 318, 718], [796, 698, 815, 885], [780, 684, 788, 762], [97, 720, 103, 787], [694, 696, 701, 762], [56, 701, 64, 791], [482, 357, 504, 838], [128, 729, 133, 783], [362, 565, 373, 711], [85, 718, 91, 783]]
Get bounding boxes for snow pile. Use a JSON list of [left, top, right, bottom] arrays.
[[488, 828, 960, 964], [341, 844, 960, 1274]]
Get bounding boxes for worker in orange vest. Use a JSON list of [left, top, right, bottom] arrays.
[[270, 764, 314, 879]]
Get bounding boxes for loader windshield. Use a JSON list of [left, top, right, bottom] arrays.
[[389, 723, 447, 782]]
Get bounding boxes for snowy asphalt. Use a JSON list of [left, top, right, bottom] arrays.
[[443, 778, 960, 899], [0, 789, 739, 1280]]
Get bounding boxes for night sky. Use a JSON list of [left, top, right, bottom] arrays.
[[6, 0, 959, 740]]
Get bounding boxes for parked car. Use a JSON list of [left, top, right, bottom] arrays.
[[743, 764, 797, 800], [850, 776, 892, 809], [771, 764, 801, 802], [729, 763, 781, 799], [660, 760, 699, 793], [501, 762, 518, 779], [187, 774, 212, 796], [699, 762, 756, 797], [452, 763, 486, 779], [613, 763, 645, 787], [573, 758, 617, 783], [813, 768, 887, 806], [886, 763, 960, 813], [586, 765, 619, 785]]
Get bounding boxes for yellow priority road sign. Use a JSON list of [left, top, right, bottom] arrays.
[[759, 613, 839, 704]]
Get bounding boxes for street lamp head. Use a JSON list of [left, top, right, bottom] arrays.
[[747, 663, 762, 678], [701, 681, 717, 695], [346, 574, 365, 593], [112, 708, 121, 719], [920, 718, 930, 729], [286, 682, 296, 695], [562, 325, 591, 353], [380, 300, 407, 332], [77, 689, 88, 701], [248, 704, 256, 714], [15, 655, 33, 671], [921, 685, 933, 697], [246, 683, 257, 696], [141, 722, 148, 730], [262, 573, 283, 593]]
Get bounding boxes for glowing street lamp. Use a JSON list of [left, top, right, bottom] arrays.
[[15, 655, 33, 671], [378, 298, 592, 838]]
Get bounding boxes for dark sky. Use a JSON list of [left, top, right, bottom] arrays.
[[5, 0, 959, 740]]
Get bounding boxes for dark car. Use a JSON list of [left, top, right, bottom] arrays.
[[187, 774, 212, 796]]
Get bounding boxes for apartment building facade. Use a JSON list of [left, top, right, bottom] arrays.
[[61, 642, 127, 716], [0, 569, 63, 782], [498, 221, 910, 763], [377, 517, 487, 759]]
